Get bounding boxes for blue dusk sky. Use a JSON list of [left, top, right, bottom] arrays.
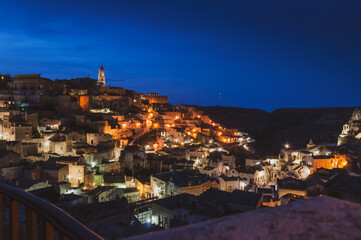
[[0, 0, 360, 111]]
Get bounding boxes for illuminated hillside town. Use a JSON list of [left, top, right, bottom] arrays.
[[0, 67, 360, 239]]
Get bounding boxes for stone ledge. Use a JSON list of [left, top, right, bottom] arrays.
[[127, 196, 361, 240]]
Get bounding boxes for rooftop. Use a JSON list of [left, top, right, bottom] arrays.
[[277, 177, 306, 190], [153, 170, 212, 187], [152, 193, 222, 218], [43, 163, 67, 170], [219, 175, 247, 181], [87, 186, 115, 197], [48, 156, 82, 163], [326, 174, 361, 194], [103, 175, 125, 184], [200, 189, 262, 209], [235, 166, 259, 174], [313, 155, 334, 159], [122, 187, 139, 193]]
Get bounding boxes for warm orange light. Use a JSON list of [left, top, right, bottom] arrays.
[[197, 115, 201, 118], [175, 116, 179, 120], [122, 123, 127, 128], [77, 95, 90, 111]]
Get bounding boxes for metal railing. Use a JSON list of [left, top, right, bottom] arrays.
[[0, 182, 104, 240]]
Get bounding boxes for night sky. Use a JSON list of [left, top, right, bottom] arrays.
[[1, 0, 360, 111]]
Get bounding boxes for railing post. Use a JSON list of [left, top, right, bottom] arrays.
[[59, 232, 70, 240], [10, 199, 19, 240], [0, 193, 3, 239], [26, 208, 37, 240], [45, 221, 54, 240]]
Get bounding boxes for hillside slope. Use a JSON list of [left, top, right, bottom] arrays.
[[198, 106, 357, 156]]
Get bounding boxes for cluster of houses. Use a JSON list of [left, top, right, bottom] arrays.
[[0, 69, 360, 239]]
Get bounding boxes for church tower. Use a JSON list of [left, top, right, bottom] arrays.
[[98, 65, 105, 87]]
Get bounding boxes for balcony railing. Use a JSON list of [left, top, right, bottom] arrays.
[[0, 182, 104, 240]]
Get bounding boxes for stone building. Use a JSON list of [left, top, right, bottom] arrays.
[[338, 108, 361, 146], [170, 148, 190, 160], [151, 193, 221, 229], [0, 150, 21, 168], [199, 189, 263, 214], [86, 186, 122, 203], [151, 170, 216, 198], [218, 175, 248, 192], [10, 74, 54, 104], [277, 177, 307, 198], [1, 113, 34, 141], [87, 133, 113, 146], [305, 154, 348, 174], [42, 163, 69, 184], [142, 93, 168, 104]]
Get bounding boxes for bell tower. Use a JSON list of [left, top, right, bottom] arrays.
[[98, 65, 105, 87]]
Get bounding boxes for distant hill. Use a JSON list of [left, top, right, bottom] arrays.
[[197, 106, 358, 156]]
